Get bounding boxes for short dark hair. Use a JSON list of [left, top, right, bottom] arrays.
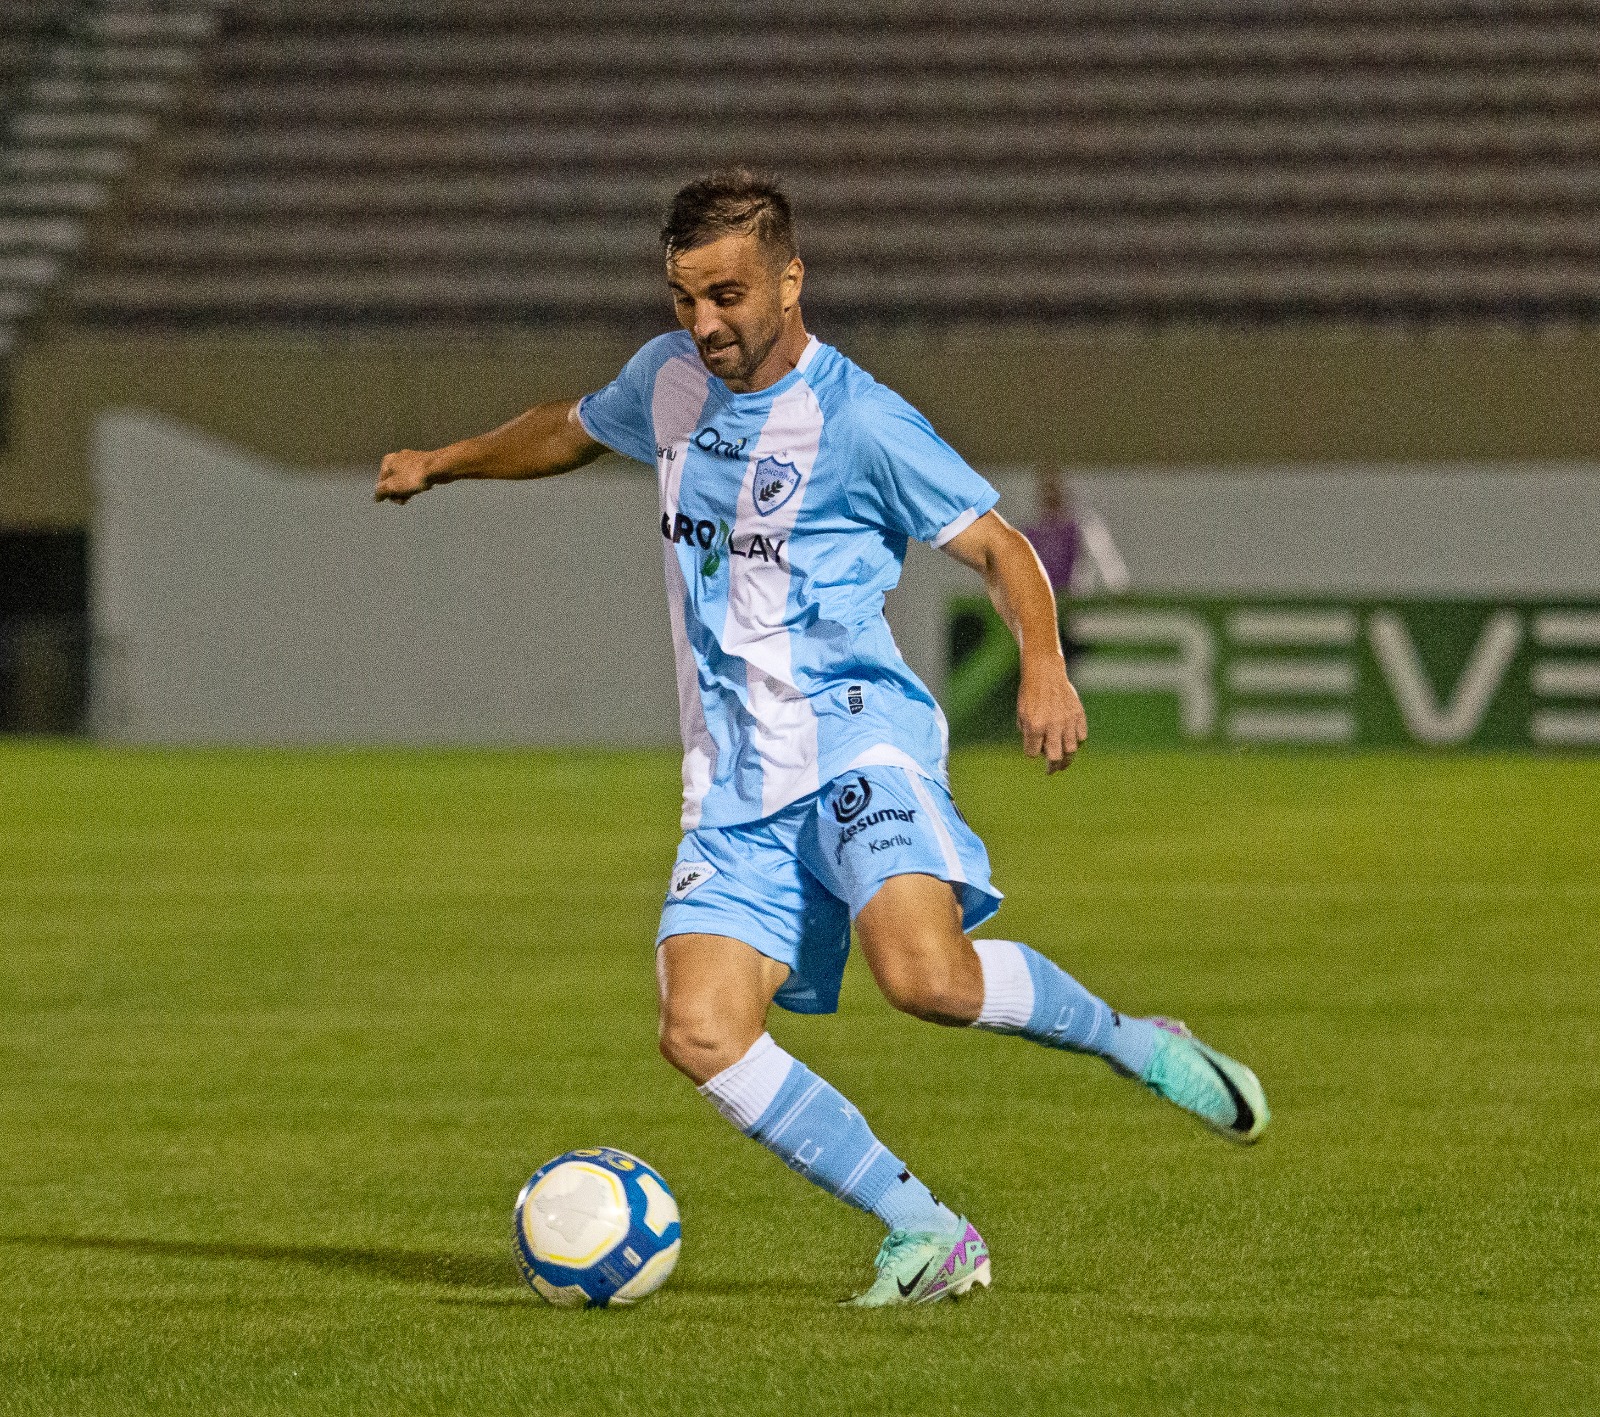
[[660, 167, 798, 266]]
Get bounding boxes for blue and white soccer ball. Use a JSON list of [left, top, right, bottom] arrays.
[[512, 1147, 681, 1308]]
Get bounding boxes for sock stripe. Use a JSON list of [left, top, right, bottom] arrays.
[[762, 1077, 826, 1144], [969, 938, 1160, 1076], [972, 938, 1035, 1031], [840, 1141, 884, 1196], [698, 1033, 793, 1133]]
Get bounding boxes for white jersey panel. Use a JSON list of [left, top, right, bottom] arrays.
[[650, 351, 717, 828], [725, 377, 825, 817]]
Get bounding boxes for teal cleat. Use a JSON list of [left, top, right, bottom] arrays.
[[844, 1219, 991, 1308], [1138, 1018, 1270, 1144]]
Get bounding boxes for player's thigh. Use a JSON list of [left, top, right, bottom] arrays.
[[656, 931, 790, 1083], [805, 766, 1002, 939], [656, 930, 792, 1028], [659, 811, 851, 1018], [852, 872, 983, 1025], [802, 767, 999, 1024]]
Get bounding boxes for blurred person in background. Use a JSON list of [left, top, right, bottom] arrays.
[[1022, 467, 1078, 592]]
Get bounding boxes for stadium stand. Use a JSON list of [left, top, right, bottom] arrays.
[[28, 1, 1600, 332], [0, 0, 225, 358]]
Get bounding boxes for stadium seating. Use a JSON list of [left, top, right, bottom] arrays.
[[25, 0, 1600, 331], [0, 0, 225, 357]]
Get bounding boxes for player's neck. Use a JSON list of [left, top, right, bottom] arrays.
[[727, 311, 810, 394]]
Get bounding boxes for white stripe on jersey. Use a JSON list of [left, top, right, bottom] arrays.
[[653, 352, 717, 828], [844, 743, 937, 779], [725, 379, 825, 818]]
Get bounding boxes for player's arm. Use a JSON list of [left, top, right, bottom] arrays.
[[940, 509, 1087, 772], [375, 399, 605, 504]]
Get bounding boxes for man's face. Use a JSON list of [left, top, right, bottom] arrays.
[[666, 232, 802, 390]]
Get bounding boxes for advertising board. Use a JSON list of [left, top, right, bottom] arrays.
[[947, 597, 1600, 749]]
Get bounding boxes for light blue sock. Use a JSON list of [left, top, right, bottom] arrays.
[[971, 938, 1161, 1077], [699, 1034, 958, 1235]]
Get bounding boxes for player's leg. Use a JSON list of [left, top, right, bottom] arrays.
[[656, 930, 955, 1224], [657, 929, 985, 1303], [855, 871, 1156, 1071], [815, 768, 1268, 1143], [656, 802, 979, 1292], [655, 929, 787, 1085], [854, 872, 1268, 1141], [850, 871, 984, 1024], [656, 819, 987, 1304]]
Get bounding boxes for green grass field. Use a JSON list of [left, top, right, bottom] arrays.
[[2, 744, 1596, 1416]]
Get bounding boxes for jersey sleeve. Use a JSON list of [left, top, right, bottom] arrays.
[[575, 337, 672, 465], [842, 388, 1000, 546]]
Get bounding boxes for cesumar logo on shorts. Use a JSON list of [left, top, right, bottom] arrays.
[[831, 777, 873, 823], [835, 806, 918, 862]]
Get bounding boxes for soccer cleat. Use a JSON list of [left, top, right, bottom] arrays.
[[1137, 1018, 1270, 1144], [844, 1219, 991, 1308]]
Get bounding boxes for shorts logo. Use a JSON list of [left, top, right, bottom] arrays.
[[834, 807, 918, 862], [668, 861, 718, 900], [752, 456, 802, 516], [831, 777, 873, 823], [847, 684, 865, 715]]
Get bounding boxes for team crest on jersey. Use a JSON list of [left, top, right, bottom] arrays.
[[751, 456, 802, 516]]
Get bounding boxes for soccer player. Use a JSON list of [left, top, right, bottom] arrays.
[[376, 169, 1269, 1307]]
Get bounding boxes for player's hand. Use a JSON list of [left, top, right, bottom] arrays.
[[1018, 661, 1088, 773], [375, 448, 447, 504]]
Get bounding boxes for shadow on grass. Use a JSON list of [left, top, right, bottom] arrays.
[[670, 1277, 823, 1297], [3, 1236, 830, 1307], [434, 1279, 815, 1310], [0, 1234, 519, 1290], [434, 1292, 541, 1308]]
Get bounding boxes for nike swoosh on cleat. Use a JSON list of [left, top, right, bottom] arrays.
[[897, 1261, 932, 1298], [1199, 1053, 1255, 1133]]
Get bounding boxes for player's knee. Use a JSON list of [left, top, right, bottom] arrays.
[[657, 1007, 745, 1086], [656, 1013, 712, 1079]]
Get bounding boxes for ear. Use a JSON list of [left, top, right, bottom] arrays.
[[780, 256, 804, 312]]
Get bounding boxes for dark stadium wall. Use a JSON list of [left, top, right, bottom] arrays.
[[3, 326, 1600, 528]]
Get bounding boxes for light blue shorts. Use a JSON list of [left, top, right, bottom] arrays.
[[656, 765, 1002, 1015]]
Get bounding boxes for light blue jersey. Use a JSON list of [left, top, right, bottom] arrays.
[[578, 330, 999, 830]]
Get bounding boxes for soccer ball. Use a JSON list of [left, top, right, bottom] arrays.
[[512, 1147, 681, 1308]]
